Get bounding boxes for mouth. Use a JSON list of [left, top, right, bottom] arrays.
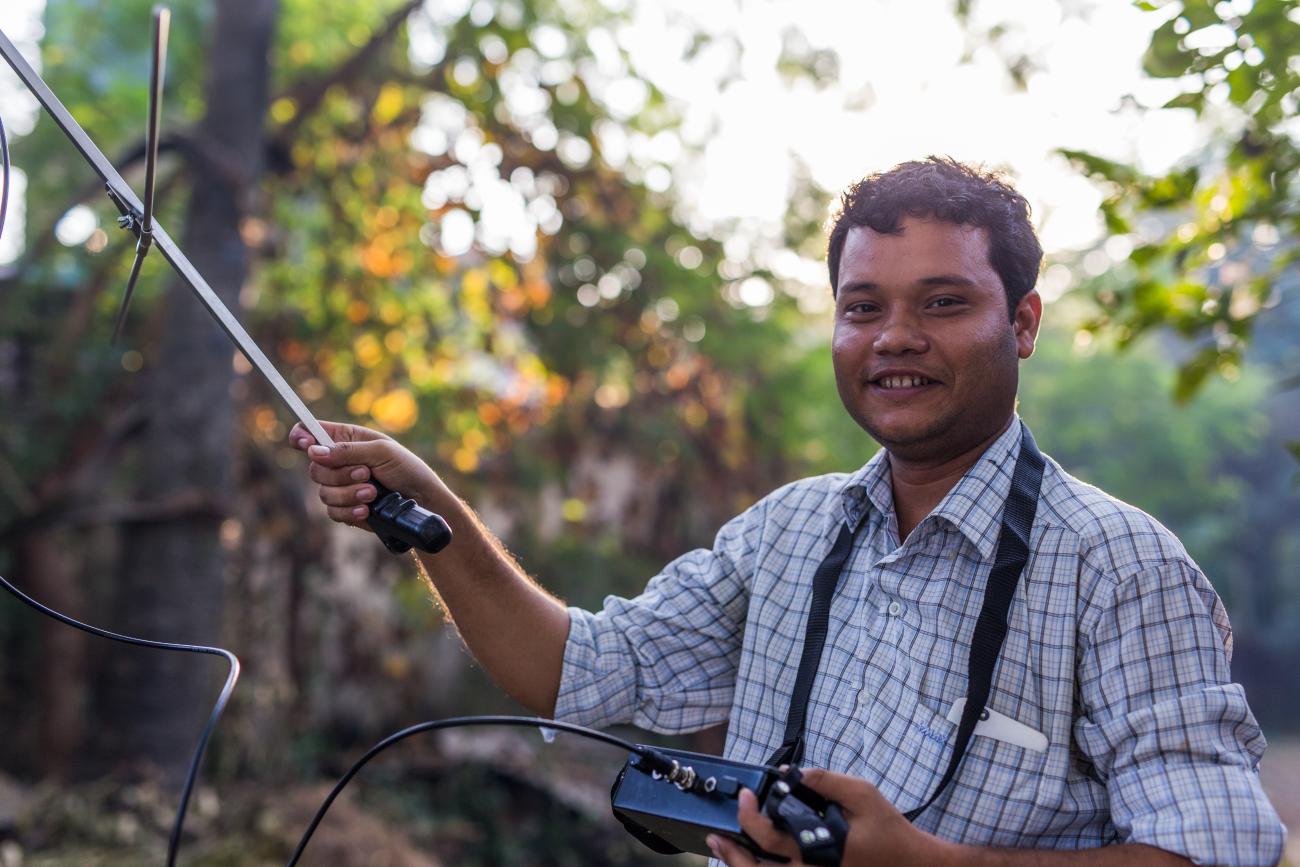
[[869, 373, 940, 391]]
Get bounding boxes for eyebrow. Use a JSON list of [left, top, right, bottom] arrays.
[[838, 274, 977, 295]]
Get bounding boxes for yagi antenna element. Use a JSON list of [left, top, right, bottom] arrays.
[[111, 5, 170, 345]]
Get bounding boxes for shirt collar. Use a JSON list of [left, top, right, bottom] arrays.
[[838, 418, 1024, 561]]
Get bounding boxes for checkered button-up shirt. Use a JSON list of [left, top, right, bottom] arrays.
[[555, 419, 1286, 864]]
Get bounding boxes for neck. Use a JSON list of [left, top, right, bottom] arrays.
[[888, 416, 1015, 542]]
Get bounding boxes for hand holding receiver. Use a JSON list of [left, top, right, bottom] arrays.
[[610, 750, 848, 866], [290, 421, 452, 555], [761, 767, 848, 867], [708, 767, 953, 867]]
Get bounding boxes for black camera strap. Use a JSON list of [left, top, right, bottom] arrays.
[[767, 425, 1045, 823]]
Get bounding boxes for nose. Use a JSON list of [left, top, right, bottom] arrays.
[[872, 310, 928, 356]]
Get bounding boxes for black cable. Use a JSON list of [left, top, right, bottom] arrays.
[[2, 108, 238, 866], [0, 573, 240, 866], [0, 110, 730, 867], [0, 103, 10, 241], [286, 715, 686, 867]]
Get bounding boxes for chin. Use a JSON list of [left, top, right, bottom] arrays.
[[860, 412, 960, 458]]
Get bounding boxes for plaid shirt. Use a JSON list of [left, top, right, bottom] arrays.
[[555, 419, 1286, 864]]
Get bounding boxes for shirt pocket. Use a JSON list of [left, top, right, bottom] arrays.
[[858, 693, 1051, 819], [857, 692, 955, 811], [955, 726, 1049, 807]]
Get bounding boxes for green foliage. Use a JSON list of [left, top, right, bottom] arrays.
[[1020, 321, 1298, 633], [1023, 325, 1259, 535], [1060, 0, 1300, 400]]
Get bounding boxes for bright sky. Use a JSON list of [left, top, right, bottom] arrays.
[[609, 0, 1210, 305], [0, 0, 1211, 300], [636, 0, 1191, 245]]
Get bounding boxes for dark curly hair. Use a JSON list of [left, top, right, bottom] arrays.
[[826, 157, 1043, 318]]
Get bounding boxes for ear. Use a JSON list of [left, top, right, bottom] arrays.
[[1013, 290, 1042, 360]]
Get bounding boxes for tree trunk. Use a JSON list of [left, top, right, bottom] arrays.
[[93, 0, 279, 787], [24, 528, 88, 779]]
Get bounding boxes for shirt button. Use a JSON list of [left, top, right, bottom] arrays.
[[887, 600, 904, 617]]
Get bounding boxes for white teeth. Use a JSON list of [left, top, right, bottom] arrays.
[[878, 375, 932, 389]]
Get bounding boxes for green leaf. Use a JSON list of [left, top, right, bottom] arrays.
[[1128, 243, 1161, 266], [1163, 91, 1206, 112], [1101, 201, 1132, 234], [1144, 166, 1200, 206], [1057, 149, 1139, 184], [1173, 350, 1218, 403], [1144, 17, 1196, 78]]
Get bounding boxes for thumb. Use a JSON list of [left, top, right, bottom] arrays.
[[308, 437, 397, 470], [796, 768, 880, 811], [319, 420, 389, 444], [291, 420, 387, 450]]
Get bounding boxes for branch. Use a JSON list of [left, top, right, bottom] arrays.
[[271, 0, 425, 149], [0, 402, 147, 544]]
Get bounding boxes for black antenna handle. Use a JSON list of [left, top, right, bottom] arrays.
[[366, 482, 452, 554]]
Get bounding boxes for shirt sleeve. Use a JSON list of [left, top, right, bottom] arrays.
[[1074, 560, 1287, 866], [552, 502, 758, 734]]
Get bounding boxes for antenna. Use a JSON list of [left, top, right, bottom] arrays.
[[111, 5, 170, 344]]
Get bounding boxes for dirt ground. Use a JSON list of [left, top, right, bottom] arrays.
[[1261, 739, 1300, 866], [0, 735, 1295, 865]]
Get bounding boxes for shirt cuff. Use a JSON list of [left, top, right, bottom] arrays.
[[1109, 754, 1286, 865], [553, 606, 639, 728]]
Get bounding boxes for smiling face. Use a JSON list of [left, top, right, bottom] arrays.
[[832, 216, 1041, 463]]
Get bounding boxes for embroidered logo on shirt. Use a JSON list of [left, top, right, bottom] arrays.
[[916, 722, 949, 746]]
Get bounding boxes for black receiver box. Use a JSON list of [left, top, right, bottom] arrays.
[[610, 746, 782, 860]]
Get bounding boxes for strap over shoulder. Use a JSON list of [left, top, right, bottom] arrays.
[[769, 425, 1046, 822]]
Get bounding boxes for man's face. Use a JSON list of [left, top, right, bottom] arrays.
[[831, 216, 1041, 463]]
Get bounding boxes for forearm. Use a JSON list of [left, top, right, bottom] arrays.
[[933, 841, 1192, 867], [413, 490, 570, 717]]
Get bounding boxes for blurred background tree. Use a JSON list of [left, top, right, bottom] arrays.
[[0, 0, 1295, 864], [1059, 0, 1299, 401]]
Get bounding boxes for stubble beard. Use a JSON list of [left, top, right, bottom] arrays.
[[847, 357, 1020, 465]]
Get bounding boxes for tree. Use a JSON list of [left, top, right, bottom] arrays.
[[1059, 0, 1300, 402], [0, 0, 850, 785], [94, 0, 280, 785]]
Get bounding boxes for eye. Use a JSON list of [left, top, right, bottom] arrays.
[[844, 300, 880, 317], [927, 296, 965, 310]]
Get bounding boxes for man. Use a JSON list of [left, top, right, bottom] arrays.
[[292, 158, 1285, 865]]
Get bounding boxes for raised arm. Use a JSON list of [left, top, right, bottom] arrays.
[[291, 421, 570, 716]]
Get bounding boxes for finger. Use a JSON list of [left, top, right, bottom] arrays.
[[707, 834, 762, 867], [317, 482, 377, 509], [736, 788, 800, 860], [325, 503, 370, 524], [319, 420, 388, 444], [797, 768, 878, 812], [309, 461, 371, 487], [306, 438, 394, 469], [289, 423, 316, 451]]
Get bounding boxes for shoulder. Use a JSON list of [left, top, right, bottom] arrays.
[[1035, 456, 1196, 574], [1033, 455, 1228, 647], [709, 471, 851, 564], [755, 471, 854, 518]]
